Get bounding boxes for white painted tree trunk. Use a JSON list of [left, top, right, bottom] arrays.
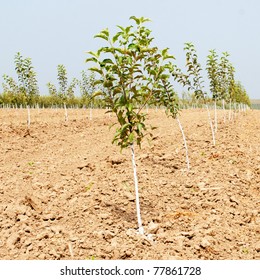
[[214, 99, 217, 133], [222, 99, 226, 123], [64, 103, 68, 121], [229, 99, 232, 121], [176, 117, 190, 171], [130, 143, 144, 235], [206, 105, 216, 146], [27, 105, 31, 129]]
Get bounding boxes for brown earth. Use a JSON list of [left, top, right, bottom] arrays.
[[0, 108, 259, 260]]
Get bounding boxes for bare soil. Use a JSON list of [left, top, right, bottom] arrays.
[[0, 108, 259, 260]]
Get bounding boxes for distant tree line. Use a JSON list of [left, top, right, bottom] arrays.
[[0, 52, 251, 108]]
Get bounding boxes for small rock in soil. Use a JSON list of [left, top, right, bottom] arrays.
[[124, 192, 135, 201], [36, 231, 51, 240], [7, 233, 20, 247], [200, 238, 211, 248], [147, 221, 159, 234], [104, 230, 115, 240], [197, 182, 206, 189], [255, 241, 260, 252], [98, 213, 110, 219]]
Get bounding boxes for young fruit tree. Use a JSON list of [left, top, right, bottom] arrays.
[[47, 64, 77, 121], [173, 43, 216, 146], [3, 52, 39, 130], [227, 61, 236, 121], [152, 73, 190, 170], [218, 52, 230, 123], [86, 16, 179, 234], [78, 70, 98, 120], [206, 49, 222, 133]]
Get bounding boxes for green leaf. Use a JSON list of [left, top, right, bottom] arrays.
[[102, 58, 114, 64], [94, 80, 103, 86], [128, 132, 134, 143], [129, 16, 140, 25], [94, 34, 108, 41], [89, 67, 103, 75], [116, 25, 125, 32], [85, 57, 98, 63], [112, 33, 121, 43], [92, 91, 103, 98], [103, 80, 113, 88], [121, 123, 130, 132], [128, 43, 140, 51], [101, 28, 109, 37], [137, 123, 143, 132], [86, 51, 99, 58], [162, 48, 169, 57], [163, 54, 175, 60]]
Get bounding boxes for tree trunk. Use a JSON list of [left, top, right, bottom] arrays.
[[222, 99, 226, 123], [27, 105, 31, 129], [130, 143, 144, 235], [64, 103, 68, 121], [176, 117, 190, 171], [206, 104, 216, 146], [214, 99, 217, 133]]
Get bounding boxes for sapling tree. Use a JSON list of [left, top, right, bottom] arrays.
[[46, 82, 57, 95], [86, 16, 179, 234], [47, 64, 77, 120], [78, 70, 98, 119], [206, 49, 221, 133], [171, 43, 216, 146], [152, 74, 191, 170], [218, 52, 230, 122], [58, 64, 69, 120], [3, 52, 39, 129], [2, 75, 20, 105], [227, 62, 236, 121]]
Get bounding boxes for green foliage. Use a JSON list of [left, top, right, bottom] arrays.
[[78, 70, 99, 106], [206, 50, 250, 105], [227, 62, 236, 101], [86, 16, 179, 149], [171, 43, 206, 101], [218, 52, 230, 101], [153, 72, 180, 118], [232, 81, 251, 106], [206, 49, 220, 100], [47, 64, 77, 104], [2, 52, 39, 106], [57, 64, 68, 97]]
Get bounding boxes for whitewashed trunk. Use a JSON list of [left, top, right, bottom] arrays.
[[27, 105, 31, 129], [206, 104, 216, 146], [64, 103, 68, 121], [176, 117, 190, 171], [130, 143, 144, 235]]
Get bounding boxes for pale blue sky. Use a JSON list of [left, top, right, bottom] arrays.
[[0, 0, 259, 99]]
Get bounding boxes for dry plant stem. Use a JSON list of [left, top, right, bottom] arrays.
[[130, 143, 144, 235], [64, 103, 68, 121], [176, 117, 190, 171], [27, 105, 30, 129], [206, 104, 216, 146]]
